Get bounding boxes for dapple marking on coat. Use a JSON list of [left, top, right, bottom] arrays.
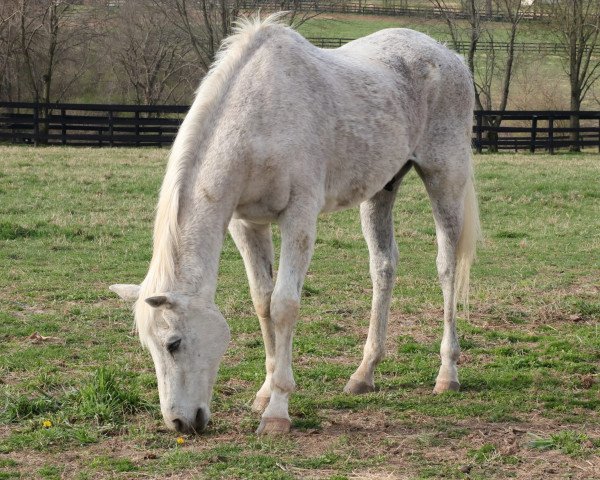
[[110, 14, 481, 435]]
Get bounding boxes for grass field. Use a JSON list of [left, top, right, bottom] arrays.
[[297, 13, 554, 43], [0, 146, 598, 479]]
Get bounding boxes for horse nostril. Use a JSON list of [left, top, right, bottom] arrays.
[[195, 408, 207, 431], [173, 418, 184, 432]]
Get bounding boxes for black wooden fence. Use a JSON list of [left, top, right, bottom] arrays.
[[1, 102, 599, 153], [474, 111, 600, 154], [0, 102, 188, 147], [307, 37, 586, 56]]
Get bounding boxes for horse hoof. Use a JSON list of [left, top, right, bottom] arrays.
[[256, 417, 291, 435], [433, 380, 460, 394], [251, 395, 270, 413], [343, 378, 375, 394]]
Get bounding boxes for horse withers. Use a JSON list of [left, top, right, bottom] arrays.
[[110, 14, 481, 435]]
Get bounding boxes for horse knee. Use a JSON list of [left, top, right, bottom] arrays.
[[371, 258, 397, 289], [254, 300, 271, 320], [270, 295, 299, 326]]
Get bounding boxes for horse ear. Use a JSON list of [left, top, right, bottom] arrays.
[[145, 293, 176, 309], [109, 284, 140, 301]]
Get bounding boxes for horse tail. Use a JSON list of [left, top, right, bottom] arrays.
[[455, 172, 481, 315]]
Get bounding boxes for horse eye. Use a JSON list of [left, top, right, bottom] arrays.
[[167, 339, 181, 354]]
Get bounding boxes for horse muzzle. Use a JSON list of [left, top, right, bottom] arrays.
[[169, 407, 209, 434]]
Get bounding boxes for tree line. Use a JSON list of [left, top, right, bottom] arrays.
[[0, 0, 319, 106]]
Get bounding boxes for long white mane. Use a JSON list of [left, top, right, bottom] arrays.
[[134, 13, 289, 344]]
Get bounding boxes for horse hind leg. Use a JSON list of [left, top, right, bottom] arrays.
[[414, 150, 480, 393], [228, 219, 275, 412], [345, 182, 400, 394]]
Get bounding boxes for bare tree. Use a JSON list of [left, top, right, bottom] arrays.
[[548, 0, 600, 150], [284, 1, 325, 30], [111, 1, 195, 105], [478, 0, 524, 110], [151, 0, 324, 79], [154, 0, 241, 73], [0, 2, 17, 99], [6, 0, 100, 106]]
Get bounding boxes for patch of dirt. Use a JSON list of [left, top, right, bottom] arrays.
[[288, 410, 600, 480], [1, 439, 160, 480], [0, 425, 13, 443], [8, 300, 55, 321], [387, 310, 441, 345]]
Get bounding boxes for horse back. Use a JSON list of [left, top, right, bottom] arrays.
[[212, 27, 473, 217]]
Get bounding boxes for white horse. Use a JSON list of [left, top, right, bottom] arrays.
[[110, 14, 480, 435]]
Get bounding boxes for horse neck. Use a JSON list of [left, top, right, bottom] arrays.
[[174, 194, 233, 302]]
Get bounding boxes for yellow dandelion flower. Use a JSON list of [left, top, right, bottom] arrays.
[[176, 437, 184, 445], [42, 420, 52, 428]]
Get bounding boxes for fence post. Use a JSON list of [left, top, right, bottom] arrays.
[[11, 108, 16, 143], [109, 110, 114, 148], [61, 108, 67, 145], [598, 118, 600, 153], [33, 102, 40, 147], [475, 112, 483, 153], [548, 115, 554, 155], [43, 102, 49, 145], [135, 111, 140, 147], [530, 115, 537, 153]]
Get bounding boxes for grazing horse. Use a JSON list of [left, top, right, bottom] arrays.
[[110, 14, 480, 435]]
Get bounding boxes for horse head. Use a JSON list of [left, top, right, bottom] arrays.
[[110, 284, 230, 433]]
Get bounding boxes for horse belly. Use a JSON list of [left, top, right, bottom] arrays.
[[322, 149, 410, 213], [322, 172, 392, 213]]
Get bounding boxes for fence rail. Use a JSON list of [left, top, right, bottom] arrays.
[[473, 111, 600, 154], [307, 37, 583, 55], [1, 102, 599, 153], [0, 102, 188, 147]]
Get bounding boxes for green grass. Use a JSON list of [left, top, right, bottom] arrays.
[[297, 12, 554, 43], [0, 146, 598, 478], [529, 430, 596, 457]]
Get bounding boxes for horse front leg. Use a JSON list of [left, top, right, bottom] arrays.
[[345, 186, 399, 394], [228, 219, 275, 412], [256, 203, 318, 434]]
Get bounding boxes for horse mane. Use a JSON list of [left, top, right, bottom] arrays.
[[134, 13, 289, 344]]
